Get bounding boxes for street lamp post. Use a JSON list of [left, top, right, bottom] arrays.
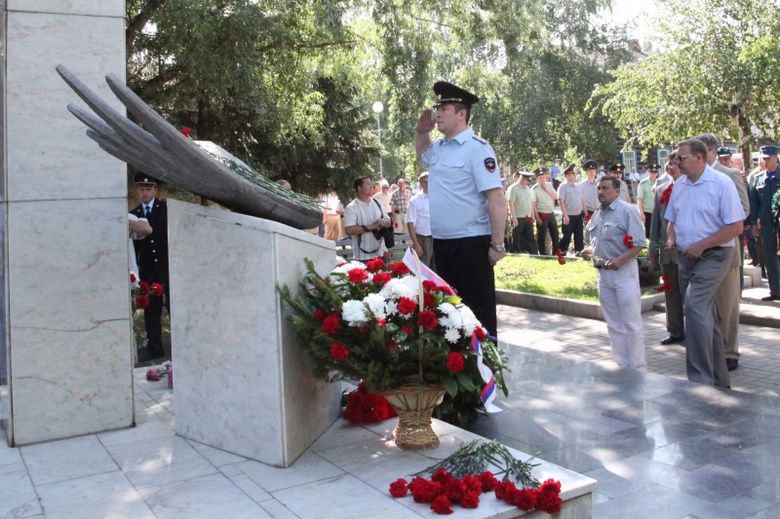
[[372, 101, 384, 178]]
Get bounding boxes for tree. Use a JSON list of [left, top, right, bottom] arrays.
[[593, 0, 780, 170]]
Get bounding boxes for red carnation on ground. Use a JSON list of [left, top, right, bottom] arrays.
[[460, 491, 480, 508], [389, 479, 409, 498], [366, 258, 385, 272], [181, 126, 192, 137], [557, 256, 566, 265], [372, 272, 392, 285], [514, 488, 538, 511], [535, 479, 562, 514], [139, 281, 150, 294], [410, 477, 442, 503], [322, 315, 340, 335], [391, 262, 411, 275], [422, 280, 437, 290], [329, 342, 349, 361], [397, 296, 417, 315], [347, 268, 369, 284], [431, 469, 452, 484], [418, 310, 438, 330], [135, 295, 150, 309], [430, 495, 454, 514], [446, 352, 465, 372], [151, 282, 164, 297], [477, 472, 499, 492], [623, 235, 635, 247]]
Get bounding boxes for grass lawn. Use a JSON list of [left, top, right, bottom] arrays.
[[495, 254, 658, 302]]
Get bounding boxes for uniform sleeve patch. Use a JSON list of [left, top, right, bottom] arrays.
[[484, 158, 496, 172]]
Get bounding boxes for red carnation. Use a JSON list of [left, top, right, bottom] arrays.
[[372, 272, 392, 285], [422, 280, 437, 290], [585, 213, 592, 222], [660, 183, 673, 205], [359, 326, 368, 334], [555, 249, 563, 257], [418, 310, 438, 331], [423, 291, 436, 309], [322, 315, 340, 335], [623, 235, 635, 247], [526, 216, 534, 223], [438, 285, 454, 296], [313, 309, 326, 321], [397, 296, 417, 315], [347, 268, 369, 284], [390, 262, 411, 276], [329, 342, 349, 361], [410, 477, 442, 503], [478, 472, 498, 492], [130, 272, 137, 283], [389, 479, 409, 498], [514, 488, 538, 511], [446, 352, 465, 372], [460, 491, 480, 508], [366, 258, 385, 272], [181, 126, 192, 137], [462, 474, 483, 495], [443, 477, 466, 502], [387, 339, 398, 349], [535, 479, 562, 514], [135, 295, 150, 309], [139, 281, 150, 294], [151, 282, 164, 297], [401, 325, 414, 337], [474, 327, 486, 341], [431, 469, 452, 484], [557, 256, 566, 265], [377, 318, 387, 328], [430, 495, 453, 514]]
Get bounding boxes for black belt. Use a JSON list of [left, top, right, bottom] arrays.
[[703, 246, 723, 254]]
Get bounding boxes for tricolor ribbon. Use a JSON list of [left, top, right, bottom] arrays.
[[403, 247, 502, 413]]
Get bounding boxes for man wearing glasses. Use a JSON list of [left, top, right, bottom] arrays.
[[665, 138, 745, 388]]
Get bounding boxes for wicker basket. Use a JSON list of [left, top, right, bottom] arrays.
[[376, 384, 446, 450]]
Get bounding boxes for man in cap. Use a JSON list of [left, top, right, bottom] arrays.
[[532, 166, 560, 255], [506, 170, 538, 254], [131, 173, 170, 362], [665, 138, 745, 388], [695, 133, 750, 371], [717, 147, 733, 168], [579, 160, 600, 217], [416, 81, 506, 336], [557, 164, 586, 254], [390, 178, 413, 234], [609, 163, 631, 202], [649, 152, 685, 345], [406, 172, 435, 269], [747, 144, 780, 301], [636, 163, 659, 238], [581, 176, 647, 371]]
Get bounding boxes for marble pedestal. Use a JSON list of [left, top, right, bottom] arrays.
[[167, 200, 342, 467]]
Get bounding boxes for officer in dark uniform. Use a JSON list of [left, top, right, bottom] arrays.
[[131, 173, 169, 361]]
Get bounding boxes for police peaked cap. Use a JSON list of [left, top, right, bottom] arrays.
[[582, 160, 599, 169], [563, 164, 576, 174], [716, 147, 733, 157], [533, 166, 549, 176], [608, 162, 625, 172], [759, 145, 779, 157], [648, 163, 660, 172], [433, 81, 480, 108], [134, 172, 159, 186]]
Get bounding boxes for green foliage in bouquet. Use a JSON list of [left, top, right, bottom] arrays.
[[278, 258, 509, 422]]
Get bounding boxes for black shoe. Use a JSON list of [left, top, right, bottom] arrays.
[[660, 336, 685, 345], [726, 359, 739, 371], [138, 348, 165, 363], [761, 294, 780, 301]]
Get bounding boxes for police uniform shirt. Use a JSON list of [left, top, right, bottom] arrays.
[[506, 182, 533, 218], [557, 182, 583, 216], [636, 177, 655, 214], [531, 182, 555, 213], [586, 198, 646, 266], [421, 127, 501, 239], [579, 179, 599, 212]]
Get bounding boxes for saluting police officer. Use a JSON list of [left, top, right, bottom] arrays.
[[131, 173, 170, 362], [415, 81, 506, 337]]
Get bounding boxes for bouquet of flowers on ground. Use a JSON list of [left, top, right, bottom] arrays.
[[278, 257, 509, 422]]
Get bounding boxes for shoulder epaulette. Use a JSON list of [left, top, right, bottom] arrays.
[[472, 135, 488, 144]]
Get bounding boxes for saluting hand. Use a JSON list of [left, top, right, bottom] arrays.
[[417, 109, 435, 133]]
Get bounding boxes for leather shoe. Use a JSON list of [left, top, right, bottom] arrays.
[[660, 336, 685, 345], [761, 294, 780, 301], [726, 359, 738, 371]]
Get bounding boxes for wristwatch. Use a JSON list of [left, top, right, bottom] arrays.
[[491, 243, 505, 252]]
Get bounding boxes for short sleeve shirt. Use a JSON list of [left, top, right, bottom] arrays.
[[421, 127, 501, 239], [405, 192, 431, 236], [531, 183, 555, 213], [579, 179, 599, 212], [665, 166, 746, 249], [557, 182, 583, 216], [636, 178, 655, 214], [586, 198, 647, 265], [507, 182, 534, 218], [344, 198, 387, 260]]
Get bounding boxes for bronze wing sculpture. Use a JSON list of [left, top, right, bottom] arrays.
[[56, 65, 322, 230]]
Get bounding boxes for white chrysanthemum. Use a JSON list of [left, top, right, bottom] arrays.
[[381, 278, 417, 300], [385, 300, 398, 317], [437, 302, 463, 330], [444, 327, 461, 344], [363, 293, 387, 319], [328, 261, 366, 285], [458, 304, 482, 334], [342, 299, 368, 326]]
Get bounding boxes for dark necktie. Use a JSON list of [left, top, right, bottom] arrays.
[[144, 205, 151, 217]]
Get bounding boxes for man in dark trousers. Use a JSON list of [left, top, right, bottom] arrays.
[[131, 173, 169, 362]]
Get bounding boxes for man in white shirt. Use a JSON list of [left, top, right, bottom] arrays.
[[665, 138, 745, 388], [406, 172, 434, 269], [344, 176, 392, 262]]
